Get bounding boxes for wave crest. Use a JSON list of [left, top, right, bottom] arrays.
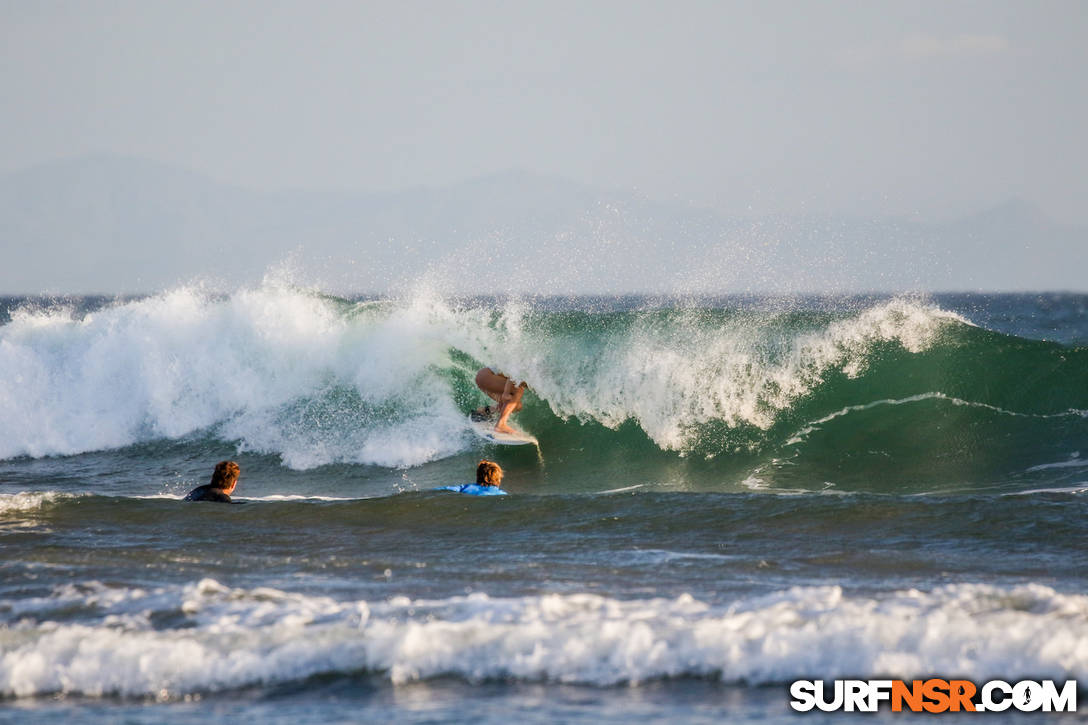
[[2, 285, 1081, 482], [1, 580, 1085, 697]]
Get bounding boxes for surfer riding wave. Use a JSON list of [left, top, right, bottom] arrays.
[[474, 367, 527, 435]]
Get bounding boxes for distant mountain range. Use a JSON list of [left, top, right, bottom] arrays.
[[1, 155, 1084, 294]]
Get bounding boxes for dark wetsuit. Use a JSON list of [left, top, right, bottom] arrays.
[[470, 405, 495, 422], [183, 484, 232, 503]]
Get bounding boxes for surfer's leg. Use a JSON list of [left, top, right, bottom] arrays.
[[494, 401, 517, 434], [494, 385, 525, 434]]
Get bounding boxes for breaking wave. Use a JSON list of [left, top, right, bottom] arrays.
[[1, 579, 1085, 697], [1, 284, 1085, 491]]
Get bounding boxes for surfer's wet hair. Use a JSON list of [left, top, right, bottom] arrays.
[[476, 460, 503, 487], [210, 460, 241, 490]]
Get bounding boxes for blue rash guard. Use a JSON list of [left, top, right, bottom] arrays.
[[438, 484, 508, 496]]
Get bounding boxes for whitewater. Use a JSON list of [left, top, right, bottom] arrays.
[[1, 285, 1086, 723], [0, 283, 1026, 467]]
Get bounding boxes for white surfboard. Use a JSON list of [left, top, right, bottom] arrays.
[[468, 417, 539, 446]]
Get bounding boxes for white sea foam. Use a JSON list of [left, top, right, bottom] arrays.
[[0, 283, 963, 466], [780, 392, 1071, 447], [597, 484, 648, 494], [488, 297, 964, 451], [245, 494, 361, 502], [0, 492, 66, 515], [1027, 453, 1086, 472], [1, 579, 1085, 697], [620, 549, 743, 564], [0, 284, 469, 468], [1007, 486, 1088, 496]]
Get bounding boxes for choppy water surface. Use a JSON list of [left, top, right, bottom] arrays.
[[1, 289, 1086, 722]]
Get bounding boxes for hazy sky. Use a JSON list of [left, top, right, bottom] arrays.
[[3, 0, 1087, 223]]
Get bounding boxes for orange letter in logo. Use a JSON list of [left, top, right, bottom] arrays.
[[948, 680, 977, 712], [922, 679, 951, 713], [892, 680, 924, 712]]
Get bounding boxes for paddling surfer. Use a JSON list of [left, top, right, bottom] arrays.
[[438, 459, 508, 496], [474, 367, 527, 435], [184, 460, 241, 503]]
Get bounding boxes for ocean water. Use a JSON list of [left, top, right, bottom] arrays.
[[1, 286, 1086, 722]]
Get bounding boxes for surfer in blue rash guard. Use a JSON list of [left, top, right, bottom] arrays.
[[438, 459, 507, 495], [474, 367, 527, 435]]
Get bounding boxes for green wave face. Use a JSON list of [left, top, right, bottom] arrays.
[[2, 290, 1085, 495], [440, 299, 1088, 494]]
